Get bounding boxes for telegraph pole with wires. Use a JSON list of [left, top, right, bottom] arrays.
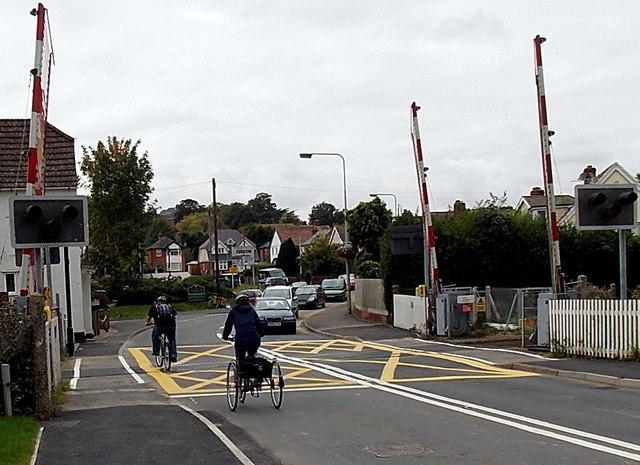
[[410, 102, 441, 328], [534, 35, 565, 295]]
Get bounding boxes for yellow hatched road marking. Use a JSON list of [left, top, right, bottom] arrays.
[[128, 339, 537, 395]]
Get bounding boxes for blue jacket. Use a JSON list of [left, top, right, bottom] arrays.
[[222, 303, 264, 343]]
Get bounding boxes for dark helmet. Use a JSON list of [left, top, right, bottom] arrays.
[[156, 295, 167, 302], [235, 294, 250, 304]]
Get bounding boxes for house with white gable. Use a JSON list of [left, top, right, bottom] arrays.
[[269, 224, 330, 263], [0, 119, 91, 340], [198, 229, 258, 275]]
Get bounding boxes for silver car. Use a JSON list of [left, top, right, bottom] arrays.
[[261, 285, 299, 317]]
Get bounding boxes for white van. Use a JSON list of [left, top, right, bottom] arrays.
[[258, 267, 288, 287]]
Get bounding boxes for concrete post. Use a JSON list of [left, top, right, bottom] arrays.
[[1, 364, 11, 416]]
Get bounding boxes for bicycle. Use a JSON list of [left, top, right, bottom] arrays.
[[209, 295, 228, 309], [148, 326, 172, 372], [225, 339, 284, 411]]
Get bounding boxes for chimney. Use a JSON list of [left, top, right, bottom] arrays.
[[157, 232, 164, 241], [580, 165, 597, 184], [453, 200, 466, 215], [530, 187, 545, 196], [175, 232, 183, 245]]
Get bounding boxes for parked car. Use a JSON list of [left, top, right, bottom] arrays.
[[255, 297, 296, 334], [261, 285, 299, 317], [258, 267, 288, 287], [295, 284, 326, 309], [237, 289, 262, 306], [264, 276, 287, 287], [290, 281, 308, 295], [322, 278, 347, 302], [339, 273, 356, 290]]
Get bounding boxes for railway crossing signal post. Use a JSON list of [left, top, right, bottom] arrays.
[[575, 184, 639, 298], [9, 195, 89, 356]]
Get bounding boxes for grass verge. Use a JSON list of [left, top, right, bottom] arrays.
[[109, 301, 217, 320], [0, 416, 40, 465]]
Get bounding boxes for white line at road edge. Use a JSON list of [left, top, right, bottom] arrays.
[[259, 347, 640, 462], [118, 355, 145, 384], [418, 338, 554, 360], [179, 404, 256, 465], [70, 358, 82, 390]]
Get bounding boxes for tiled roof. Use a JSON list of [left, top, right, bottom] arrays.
[[274, 224, 330, 246], [521, 194, 574, 209], [0, 119, 78, 190], [147, 236, 182, 250]]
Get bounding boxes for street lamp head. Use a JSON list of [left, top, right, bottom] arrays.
[[369, 193, 378, 198], [299, 153, 313, 159]]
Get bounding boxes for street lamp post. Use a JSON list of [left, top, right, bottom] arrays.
[[369, 193, 398, 216], [299, 152, 352, 313]]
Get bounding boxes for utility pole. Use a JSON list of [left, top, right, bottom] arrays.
[[212, 178, 220, 295]]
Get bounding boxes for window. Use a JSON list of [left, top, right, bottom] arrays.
[[155, 249, 162, 257], [5, 273, 16, 293], [169, 249, 179, 256]]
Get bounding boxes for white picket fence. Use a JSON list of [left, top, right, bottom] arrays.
[[549, 299, 640, 359]]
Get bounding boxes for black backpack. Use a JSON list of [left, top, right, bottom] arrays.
[[156, 303, 173, 317]]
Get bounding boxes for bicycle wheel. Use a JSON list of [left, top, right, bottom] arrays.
[[154, 336, 163, 368], [239, 377, 248, 403], [270, 360, 284, 409], [226, 361, 240, 411], [161, 336, 171, 371]]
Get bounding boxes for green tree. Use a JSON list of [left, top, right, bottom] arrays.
[[81, 137, 154, 280], [300, 235, 343, 277], [145, 212, 176, 246], [247, 192, 284, 224], [175, 211, 209, 261], [309, 202, 344, 225], [223, 202, 252, 229], [242, 223, 275, 249], [280, 211, 303, 225], [435, 207, 549, 287], [475, 191, 509, 209], [347, 197, 392, 261], [276, 238, 299, 277], [175, 199, 206, 222]]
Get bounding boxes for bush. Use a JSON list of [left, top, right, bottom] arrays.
[[95, 275, 237, 306]]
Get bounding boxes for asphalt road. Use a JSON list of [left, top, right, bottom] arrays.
[[126, 307, 640, 464], [41, 306, 640, 465]]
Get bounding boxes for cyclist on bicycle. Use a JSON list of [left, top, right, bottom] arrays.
[[222, 294, 264, 361], [145, 295, 178, 362]]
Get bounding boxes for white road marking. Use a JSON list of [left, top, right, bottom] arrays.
[[170, 384, 367, 399], [179, 404, 257, 465], [118, 355, 145, 384], [69, 358, 81, 390], [417, 338, 554, 360], [257, 345, 640, 462]]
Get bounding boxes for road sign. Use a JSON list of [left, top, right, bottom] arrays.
[[476, 297, 486, 312], [229, 266, 239, 274]]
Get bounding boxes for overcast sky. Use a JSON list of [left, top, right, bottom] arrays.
[[3, 1, 639, 220]]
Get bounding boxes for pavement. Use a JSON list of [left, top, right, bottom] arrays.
[[32, 305, 640, 464]]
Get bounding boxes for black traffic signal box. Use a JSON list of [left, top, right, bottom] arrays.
[[575, 184, 638, 230], [9, 195, 89, 248]]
